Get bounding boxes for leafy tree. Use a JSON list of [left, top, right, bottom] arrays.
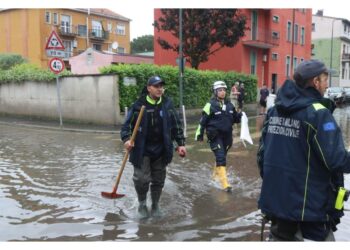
[[130, 35, 154, 54], [154, 9, 248, 69], [0, 53, 27, 70]]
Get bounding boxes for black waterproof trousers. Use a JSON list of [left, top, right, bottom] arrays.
[[209, 132, 232, 166], [268, 217, 335, 241], [132, 156, 166, 204]]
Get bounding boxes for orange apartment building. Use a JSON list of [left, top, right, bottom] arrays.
[[0, 8, 131, 70], [154, 9, 312, 91]]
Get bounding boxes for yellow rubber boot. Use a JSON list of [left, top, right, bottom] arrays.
[[216, 166, 232, 192]]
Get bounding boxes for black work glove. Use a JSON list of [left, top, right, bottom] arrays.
[[196, 134, 203, 141]]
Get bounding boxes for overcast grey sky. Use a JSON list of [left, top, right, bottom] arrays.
[[5, 0, 350, 41], [114, 4, 350, 40]]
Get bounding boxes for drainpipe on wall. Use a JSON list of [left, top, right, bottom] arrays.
[[290, 9, 295, 78], [86, 8, 90, 48]]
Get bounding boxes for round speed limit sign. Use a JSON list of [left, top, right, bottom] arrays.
[[48, 57, 65, 74]]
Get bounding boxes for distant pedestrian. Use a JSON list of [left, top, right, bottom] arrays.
[[230, 81, 240, 109], [195, 80, 242, 192], [237, 83, 246, 111], [259, 84, 269, 115], [121, 76, 187, 219]]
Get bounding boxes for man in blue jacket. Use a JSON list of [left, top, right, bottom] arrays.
[[257, 60, 350, 241], [121, 76, 186, 219]]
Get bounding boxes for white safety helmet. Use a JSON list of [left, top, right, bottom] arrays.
[[212, 81, 227, 91]]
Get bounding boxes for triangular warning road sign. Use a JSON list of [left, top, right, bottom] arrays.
[[45, 31, 65, 50]]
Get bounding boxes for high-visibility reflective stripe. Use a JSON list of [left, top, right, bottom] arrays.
[[312, 103, 326, 111], [146, 95, 162, 105], [203, 103, 211, 115], [302, 125, 311, 221], [195, 125, 202, 139]]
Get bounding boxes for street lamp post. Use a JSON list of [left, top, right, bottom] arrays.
[[330, 18, 336, 87]]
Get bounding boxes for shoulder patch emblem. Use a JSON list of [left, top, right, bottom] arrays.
[[323, 122, 336, 131]]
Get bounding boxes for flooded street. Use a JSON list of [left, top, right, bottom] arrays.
[[1, 107, 350, 241]]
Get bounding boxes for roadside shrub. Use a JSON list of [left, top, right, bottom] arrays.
[[100, 64, 257, 110], [0, 53, 27, 70], [0, 63, 71, 83]]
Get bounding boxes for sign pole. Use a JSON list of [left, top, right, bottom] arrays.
[[45, 31, 65, 128], [179, 8, 184, 111], [56, 75, 63, 127]]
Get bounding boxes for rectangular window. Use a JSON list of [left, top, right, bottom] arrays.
[[118, 47, 125, 53], [78, 25, 87, 36], [116, 24, 126, 35], [293, 57, 298, 72], [45, 11, 51, 24], [272, 15, 279, 23], [294, 24, 299, 44], [63, 40, 73, 57], [312, 23, 315, 32], [92, 20, 103, 38], [61, 15, 71, 33], [286, 56, 291, 77], [93, 43, 102, 51], [287, 21, 292, 42], [272, 53, 278, 61], [107, 23, 112, 32], [53, 13, 58, 25], [300, 27, 305, 45], [251, 11, 258, 41], [250, 51, 257, 75], [272, 31, 279, 39]]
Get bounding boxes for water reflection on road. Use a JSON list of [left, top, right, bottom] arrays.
[[0, 106, 349, 241]]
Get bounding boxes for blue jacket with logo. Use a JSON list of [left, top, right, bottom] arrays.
[[121, 95, 185, 168], [257, 80, 350, 222]]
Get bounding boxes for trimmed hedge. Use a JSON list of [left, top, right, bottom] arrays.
[[0, 53, 27, 70], [0, 63, 71, 83], [100, 64, 257, 110]]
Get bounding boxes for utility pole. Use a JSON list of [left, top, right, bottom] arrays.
[[330, 18, 336, 87]]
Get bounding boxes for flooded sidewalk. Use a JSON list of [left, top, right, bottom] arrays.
[[0, 104, 349, 241]]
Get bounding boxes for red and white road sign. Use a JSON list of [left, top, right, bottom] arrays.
[[45, 31, 65, 50], [48, 57, 65, 74]]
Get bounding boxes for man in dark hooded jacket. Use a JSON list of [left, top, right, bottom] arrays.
[[121, 76, 186, 219], [257, 59, 349, 241]]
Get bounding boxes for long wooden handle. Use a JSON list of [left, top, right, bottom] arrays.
[[112, 105, 146, 193]]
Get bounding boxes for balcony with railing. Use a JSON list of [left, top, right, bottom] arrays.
[[89, 29, 109, 40], [59, 25, 77, 37], [241, 29, 280, 49], [342, 53, 350, 61]]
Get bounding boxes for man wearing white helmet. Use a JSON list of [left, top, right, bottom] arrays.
[[195, 81, 242, 191]]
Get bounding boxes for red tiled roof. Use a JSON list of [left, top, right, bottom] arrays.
[[74, 8, 131, 22]]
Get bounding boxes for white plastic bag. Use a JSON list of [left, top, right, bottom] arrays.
[[240, 111, 253, 147]]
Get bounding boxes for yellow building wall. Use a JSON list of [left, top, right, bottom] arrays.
[[0, 8, 131, 69], [0, 9, 42, 67]]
